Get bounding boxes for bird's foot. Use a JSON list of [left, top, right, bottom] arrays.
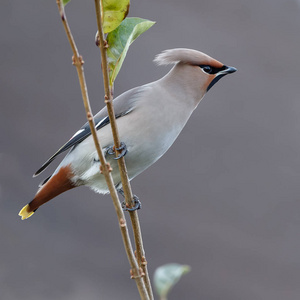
[[122, 195, 141, 212], [106, 142, 127, 160], [118, 188, 142, 212]]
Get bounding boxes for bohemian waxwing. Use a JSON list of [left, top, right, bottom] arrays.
[[19, 48, 236, 220]]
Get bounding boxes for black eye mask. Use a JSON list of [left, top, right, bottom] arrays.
[[199, 64, 227, 75]]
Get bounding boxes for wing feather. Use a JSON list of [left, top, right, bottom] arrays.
[[34, 87, 141, 177]]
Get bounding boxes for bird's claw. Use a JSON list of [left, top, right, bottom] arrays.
[[118, 188, 141, 211], [122, 195, 141, 212], [107, 142, 127, 160]]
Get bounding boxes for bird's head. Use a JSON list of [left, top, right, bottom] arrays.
[[154, 48, 236, 101]]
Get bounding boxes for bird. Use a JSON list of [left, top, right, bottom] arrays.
[[18, 48, 237, 220]]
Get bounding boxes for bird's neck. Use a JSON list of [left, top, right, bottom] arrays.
[[159, 64, 205, 109]]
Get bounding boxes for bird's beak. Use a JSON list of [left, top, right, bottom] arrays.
[[206, 65, 237, 92], [220, 66, 237, 75]]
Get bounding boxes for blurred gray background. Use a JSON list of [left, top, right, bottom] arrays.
[[1, 0, 300, 299]]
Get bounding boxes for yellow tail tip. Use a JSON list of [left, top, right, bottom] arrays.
[[18, 204, 35, 220]]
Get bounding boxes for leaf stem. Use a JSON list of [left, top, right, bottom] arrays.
[[56, 1, 148, 299], [94, 1, 154, 299]]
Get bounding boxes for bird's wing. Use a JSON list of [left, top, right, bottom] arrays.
[[34, 87, 142, 177]]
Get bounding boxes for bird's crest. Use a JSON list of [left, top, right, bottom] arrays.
[[154, 48, 223, 68]]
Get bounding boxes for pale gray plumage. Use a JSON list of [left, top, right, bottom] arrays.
[[19, 48, 236, 219]]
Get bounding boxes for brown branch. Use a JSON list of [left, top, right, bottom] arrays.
[[56, 1, 148, 299], [94, 1, 154, 299]]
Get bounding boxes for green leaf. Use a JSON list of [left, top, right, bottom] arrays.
[[106, 17, 155, 85], [102, 0, 130, 34], [62, 0, 71, 6], [154, 263, 191, 299]]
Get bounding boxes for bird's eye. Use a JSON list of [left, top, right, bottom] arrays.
[[202, 66, 212, 74]]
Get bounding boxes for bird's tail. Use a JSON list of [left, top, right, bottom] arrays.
[[19, 165, 75, 220]]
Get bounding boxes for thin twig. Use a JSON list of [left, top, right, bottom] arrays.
[[56, 1, 148, 299], [94, 1, 154, 299]]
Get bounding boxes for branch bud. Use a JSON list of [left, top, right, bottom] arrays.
[[119, 218, 126, 227]]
